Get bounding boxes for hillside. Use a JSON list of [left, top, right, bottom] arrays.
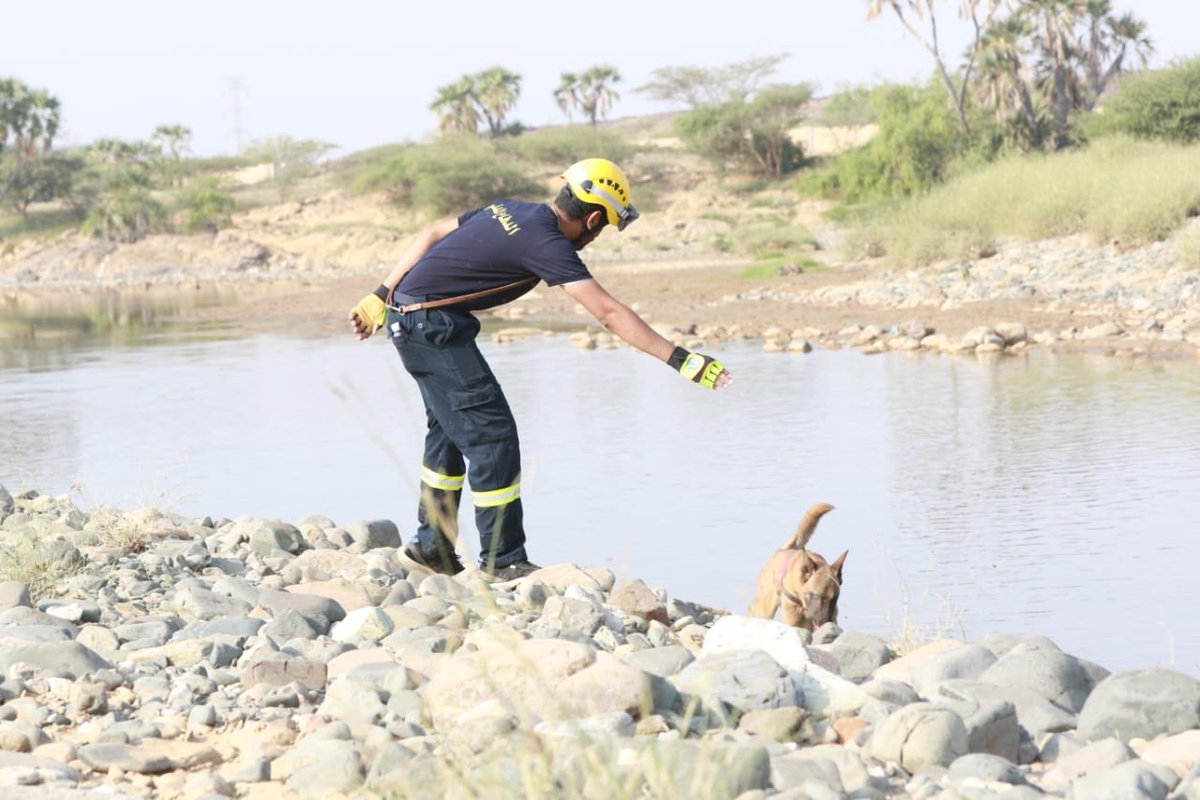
[[2, 132, 1199, 360]]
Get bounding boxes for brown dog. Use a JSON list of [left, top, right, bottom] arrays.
[[747, 503, 847, 631]]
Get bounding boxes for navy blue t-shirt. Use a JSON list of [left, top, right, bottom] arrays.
[[396, 199, 592, 311]]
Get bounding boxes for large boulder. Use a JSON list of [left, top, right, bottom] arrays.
[[701, 615, 869, 713], [980, 648, 1097, 713], [423, 627, 651, 730], [1077, 668, 1200, 742], [671, 649, 801, 715], [867, 702, 968, 771]]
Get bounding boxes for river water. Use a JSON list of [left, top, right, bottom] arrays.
[[2, 297, 1198, 676]]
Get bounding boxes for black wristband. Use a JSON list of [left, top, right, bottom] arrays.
[[372, 284, 389, 301], [667, 346, 689, 371]]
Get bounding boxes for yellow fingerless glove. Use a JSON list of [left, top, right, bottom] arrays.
[[669, 347, 726, 389], [350, 290, 388, 332]]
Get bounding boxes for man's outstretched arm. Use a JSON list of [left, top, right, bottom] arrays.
[[563, 278, 732, 389]]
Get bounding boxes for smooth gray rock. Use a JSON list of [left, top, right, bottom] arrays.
[[0, 639, 111, 679], [77, 742, 171, 774], [640, 740, 771, 800], [770, 754, 844, 794], [980, 648, 1096, 713], [1042, 737, 1135, 792], [1067, 758, 1177, 800], [862, 678, 921, 707], [981, 633, 1063, 656], [112, 619, 181, 646], [256, 588, 345, 626], [619, 644, 694, 678], [0, 581, 31, 610], [0, 751, 80, 781], [210, 576, 261, 607], [671, 650, 801, 715], [930, 679, 1078, 741], [826, 630, 893, 682], [1077, 668, 1200, 742], [934, 692, 1020, 763], [867, 702, 968, 771], [171, 616, 264, 641], [246, 520, 305, 556], [283, 739, 365, 796], [171, 583, 253, 620], [261, 609, 322, 644], [343, 519, 400, 550], [946, 753, 1024, 785], [0, 624, 73, 642], [912, 643, 998, 693], [317, 680, 386, 729]]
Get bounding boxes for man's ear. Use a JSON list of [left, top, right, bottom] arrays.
[[585, 210, 605, 231]]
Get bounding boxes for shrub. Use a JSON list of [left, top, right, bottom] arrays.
[[498, 126, 635, 167], [1086, 58, 1200, 144], [675, 83, 812, 177], [803, 81, 962, 203], [852, 136, 1200, 262], [354, 137, 544, 214], [81, 185, 168, 242], [0, 533, 87, 601], [181, 177, 235, 233]]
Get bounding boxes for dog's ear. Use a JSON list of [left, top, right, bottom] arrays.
[[831, 550, 848, 581]]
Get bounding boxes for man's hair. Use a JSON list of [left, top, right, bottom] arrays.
[[554, 185, 608, 226]]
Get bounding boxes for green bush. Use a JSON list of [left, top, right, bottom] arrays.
[[181, 177, 235, 233], [81, 185, 168, 242], [803, 82, 962, 202], [498, 126, 635, 167], [1086, 58, 1200, 144], [675, 83, 812, 177], [354, 137, 545, 214]]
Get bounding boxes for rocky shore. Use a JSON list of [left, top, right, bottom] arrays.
[[1, 485, 1198, 799]]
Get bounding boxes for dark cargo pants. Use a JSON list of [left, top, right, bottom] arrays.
[[386, 303, 528, 568]]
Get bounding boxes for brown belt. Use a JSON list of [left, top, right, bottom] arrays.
[[386, 277, 538, 314]]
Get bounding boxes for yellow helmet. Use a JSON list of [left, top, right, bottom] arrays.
[[562, 158, 639, 231]]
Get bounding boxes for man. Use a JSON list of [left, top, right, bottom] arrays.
[[349, 158, 732, 581]]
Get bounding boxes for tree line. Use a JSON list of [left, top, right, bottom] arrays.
[[4, 0, 1196, 241]]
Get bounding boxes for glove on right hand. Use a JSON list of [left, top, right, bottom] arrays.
[[669, 347, 728, 389], [349, 289, 388, 339]]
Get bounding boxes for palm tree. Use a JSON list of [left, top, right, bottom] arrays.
[[24, 90, 60, 154], [1094, 12, 1153, 101], [556, 65, 621, 127], [1023, 0, 1086, 148], [474, 67, 521, 137], [430, 78, 481, 135], [152, 124, 192, 160], [974, 15, 1045, 149], [554, 72, 581, 122]]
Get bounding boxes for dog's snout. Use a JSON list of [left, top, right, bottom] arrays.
[[804, 591, 836, 627]]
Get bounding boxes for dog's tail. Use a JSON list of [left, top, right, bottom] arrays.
[[786, 502, 835, 550]]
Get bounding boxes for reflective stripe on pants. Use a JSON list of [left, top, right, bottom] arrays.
[[389, 305, 528, 568]]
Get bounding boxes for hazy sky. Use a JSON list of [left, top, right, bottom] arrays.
[[6, 0, 1197, 157]]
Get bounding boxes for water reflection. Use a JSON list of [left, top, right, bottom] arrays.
[[1, 302, 1198, 676], [0, 286, 245, 371]]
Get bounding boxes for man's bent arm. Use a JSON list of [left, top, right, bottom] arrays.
[[380, 218, 459, 292], [562, 279, 676, 362]]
